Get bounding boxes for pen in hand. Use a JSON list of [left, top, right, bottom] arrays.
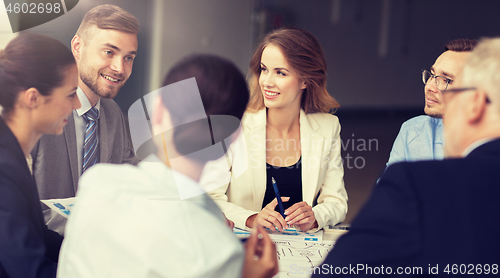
[[271, 177, 286, 220]]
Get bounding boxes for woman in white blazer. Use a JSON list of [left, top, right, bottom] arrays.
[[204, 27, 348, 232]]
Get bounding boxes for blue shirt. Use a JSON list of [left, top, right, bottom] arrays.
[[387, 115, 444, 167]]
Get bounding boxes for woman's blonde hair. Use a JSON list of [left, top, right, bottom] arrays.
[[247, 27, 339, 113]]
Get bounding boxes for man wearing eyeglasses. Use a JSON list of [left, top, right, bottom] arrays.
[[386, 39, 477, 167], [315, 37, 500, 277]]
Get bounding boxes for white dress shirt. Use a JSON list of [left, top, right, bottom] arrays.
[[58, 155, 244, 278]]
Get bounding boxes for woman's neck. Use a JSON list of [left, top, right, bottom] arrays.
[[267, 105, 301, 133], [5, 113, 40, 157]]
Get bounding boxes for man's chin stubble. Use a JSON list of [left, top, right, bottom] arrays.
[[82, 76, 122, 99], [424, 107, 443, 119]]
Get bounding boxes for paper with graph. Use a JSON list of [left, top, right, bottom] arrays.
[[41, 197, 75, 218]]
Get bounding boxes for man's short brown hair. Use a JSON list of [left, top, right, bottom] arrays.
[[444, 39, 478, 52], [75, 4, 139, 43]]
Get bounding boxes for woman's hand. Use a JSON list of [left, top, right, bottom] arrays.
[[222, 213, 235, 230], [285, 201, 318, 231], [242, 226, 279, 278], [246, 197, 290, 232]]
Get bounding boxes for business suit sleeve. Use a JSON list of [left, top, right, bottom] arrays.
[[117, 110, 140, 165], [311, 116, 348, 230], [101, 99, 140, 166], [315, 163, 420, 276], [0, 163, 58, 278], [30, 132, 75, 236]]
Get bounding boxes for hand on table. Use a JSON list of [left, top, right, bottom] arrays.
[[247, 197, 290, 232], [242, 226, 279, 278], [284, 201, 318, 231]]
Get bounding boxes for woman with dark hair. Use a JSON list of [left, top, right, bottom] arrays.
[[0, 34, 80, 277], [58, 54, 278, 278], [206, 27, 348, 232]]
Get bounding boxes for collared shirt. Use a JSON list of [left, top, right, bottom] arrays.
[[74, 88, 101, 176], [387, 115, 444, 167], [58, 155, 244, 278]]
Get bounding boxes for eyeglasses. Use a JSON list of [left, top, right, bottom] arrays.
[[443, 87, 491, 103], [422, 69, 453, 91]]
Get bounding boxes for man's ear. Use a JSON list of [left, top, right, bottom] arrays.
[[71, 35, 82, 62], [151, 94, 173, 134], [467, 89, 489, 124], [23, 88, 42, 109], [151, 95, 163, 127]]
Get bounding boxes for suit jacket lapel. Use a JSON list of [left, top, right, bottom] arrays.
[[0, 118, 33, 184], [64, 113, 79, 192], [99, 106, 109, 163], [0, 118, 46, 229], [299, 110, 325, 205], [0, 119, 27, 171], [244, 109, 267, 209]]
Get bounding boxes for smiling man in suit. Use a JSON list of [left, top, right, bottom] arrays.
[[31, 4, 140, 235], [314, 38, 500, 277]]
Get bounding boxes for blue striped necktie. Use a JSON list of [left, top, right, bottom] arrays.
[[82, 107, 99, 173]]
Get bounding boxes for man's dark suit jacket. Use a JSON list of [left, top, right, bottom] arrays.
[[0, 118, 63, 278], [315, 139, 500, 277], [31, 98, 140, 235]]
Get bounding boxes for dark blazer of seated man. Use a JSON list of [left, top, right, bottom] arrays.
[[314, 38, 500, 277]]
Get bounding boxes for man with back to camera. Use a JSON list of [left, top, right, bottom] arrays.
[[386, 39, 477, 166], [31, 4, 140, 235], [314, 37, 500, 277], [57, 54, 280, 278]]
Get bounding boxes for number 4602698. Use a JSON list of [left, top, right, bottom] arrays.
[[443, 264, 498, 275], [6, 2, 61, 14]]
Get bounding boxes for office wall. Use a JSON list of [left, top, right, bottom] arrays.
[[0, 2, 16, 48], [255, 0, 500, 109], [155, 0, 254, 91]]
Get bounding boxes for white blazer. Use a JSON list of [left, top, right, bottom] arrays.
[[202, 109, 348, 230]]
